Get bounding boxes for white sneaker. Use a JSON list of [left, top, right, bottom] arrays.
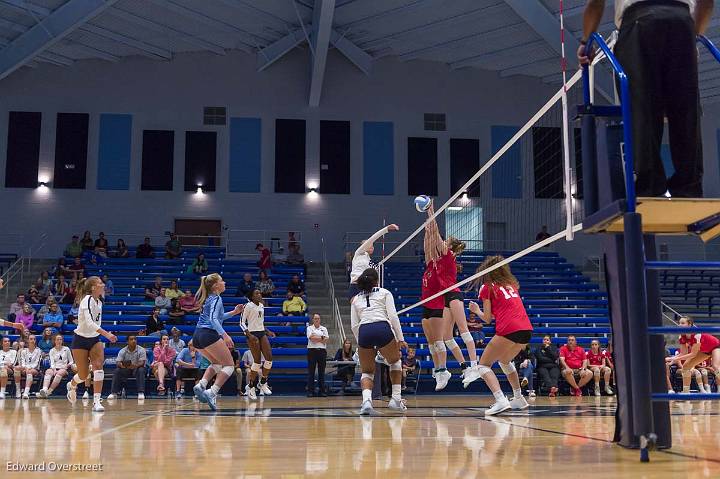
[[594, 386, 601, 397], [66, 383, 77, 403], [0, 392, 5, 399], [193, 384, 207, 403], [259, 383, 272, 396], [605, 386, 614, 396], [528, 390, 536, 398], [359, 400, 375, 416], [509, 396, 529, 410], [203, 390, 217, 411], [15, 391, 20, 399], [36, 389, 48, 399], [485, 398, 511, 416], [138, 392, 145, 401], [82, 391, 89, 400], [107, 394, 117, 400], [388, 397, 407, 412], [22, 392, 29, 399], [462, 366, 482, 388], [92, 401, 104, 412], [435, 370, 451, 391], [246, 385, 257, 401], [668, 389, 676, 394]]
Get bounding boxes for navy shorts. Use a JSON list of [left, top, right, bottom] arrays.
[[193, 328, 221, 349], [358, 322, 395, 349], [444, 291, 464, 308], [70, 334, 101, 351], [248, 330, 266, 340]]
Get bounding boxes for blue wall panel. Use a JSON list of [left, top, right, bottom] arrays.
[[363, 121, 394, 195], [491, 125, 522, 199], [229, 117, 262, 193], [97, 114, 132, 190]]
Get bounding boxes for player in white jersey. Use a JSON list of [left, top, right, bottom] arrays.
[[351, 268, 408, 415], [349, 224, 399, 298], [67, 277, 117, 412], [38, 334, 75, 398], [0, 337, 18, 399], [241, 289, 276, 400], [15, 335, 42, 398]]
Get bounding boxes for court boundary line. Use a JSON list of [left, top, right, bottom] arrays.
[[81, 402, 200, 442]]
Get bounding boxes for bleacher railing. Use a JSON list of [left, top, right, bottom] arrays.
[[226, 229, 306, 258], [321, 237, 346, 346]]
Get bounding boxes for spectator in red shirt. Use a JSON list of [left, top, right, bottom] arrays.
[[68, 257, 85, 280], [559, 336, 593, 396], [256, 243, 272, 274], [586, 339, 613, 396], [179, 290, 201, 313]]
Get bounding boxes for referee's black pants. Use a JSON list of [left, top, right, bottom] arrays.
[[307, 348, 327, 394], [615, 1, 703, 198]]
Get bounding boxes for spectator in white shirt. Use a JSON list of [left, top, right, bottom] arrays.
[[155, 288, 172, 315], [168, 327, 186, 354], [38, 335, 74, 398], [306, 314, 329, 397], [0, 337, 18, 398]]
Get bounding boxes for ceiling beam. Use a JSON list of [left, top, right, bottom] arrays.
[[0, 0, 119, 80], [309, 0, 336, 107], [108, 6, 226, 56], [256, 28, 306, 71], [503, 0, 578, 57], [330, 29, 372, 74], [450, 38, 546, 69]]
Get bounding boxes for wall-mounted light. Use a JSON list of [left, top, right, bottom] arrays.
[[448, 206, 463, 211], [38, 181, 48, 189], [196, 184, 204, 195]]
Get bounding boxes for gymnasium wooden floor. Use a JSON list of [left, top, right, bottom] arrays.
[[0, 395, 718, 478]]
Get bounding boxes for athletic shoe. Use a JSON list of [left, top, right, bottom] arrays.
[[573, 388, 583, 397], [92, 401, 104, 412], [193, 384, 208, 403], [521, 377, 529, 388], [509, 396, 529, 410], [246, 385, 258, 401], [668, 389, 676, 394], [203, 390, 217, 411], [107, 394, 117, 400], [485, 398, 511, 416], [21, 392, 29, 399], [36, 389, 48, 399], [15, 391, 20, 399], [138, 393, 145, 401], [435, 370, 451, 391], [82, 391, 89, 400], [0, 392, 5, 399], [66, 382, 77, 403], [528, 390, 536, 398], [359, 400, 375, 416], [388, 397, 407, 412], [461, 366, 482, 388], [548, 386, 558, 398], [594, 386, 601, 397], [605, 386, 614, 396], [259, 383, 272, 396]]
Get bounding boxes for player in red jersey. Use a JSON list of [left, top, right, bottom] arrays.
[[423, 203, 481, 388], [468, 255, 533, 415], [666, 316, 720, 393], [586, 339, 614, 396]]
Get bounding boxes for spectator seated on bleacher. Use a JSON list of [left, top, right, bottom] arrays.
[[67, 297, 80, 324], [256, 243, 272, 273], [257, 271, 275, 298], [136, 237, 154, 259], [0, 337, 18, 398], [37, 296, 56, 323], [288, 275, 305, 297], [8, 294, 31, 321], [108, 335, 147, 401], [68, 257, 85, 279], [55, 275, 69, 302], [165, 233, 183, 259], [146, 307, 169, 337], [102, 274, 114, 296], [190, 254, 208, 275], [236, 273, 255, 297], [559, 335, 593, 397], [37, 335, 74, 398], [179, 290, 200, 313], [16, 304, 35, 331], [534, 335, 561, 397], [165, 280, 183, 301], [334, 339, 356, 391], [283, 292, 306, 316], [402, 347, 417, 391], [63, 280, 78, 307], [175, 340, 203, 398], [27, 286, 42, 305], [83, 248, 101, 265], [286, 244, 305, 265], [155, 288, 172, 315], [94, 232, 109, 257], [112, 239, 129, 258], [36, 271, 53, 298], [54, 258, 71, 277], [168, 328, 186, 354], [145, 276, 163, 302], [466, 312, 486, 347], [63, 235, 82, 258], [41, 302, 64, 334], [514, 344, 536, 397], [151, 335, 176, 395], [80, 231, 94, 252], [38, 328, 54, 353], [168, 301, 185, 323]]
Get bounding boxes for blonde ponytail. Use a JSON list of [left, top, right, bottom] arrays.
[[77, 276, 102, 299], [195, 273, 222, 306]]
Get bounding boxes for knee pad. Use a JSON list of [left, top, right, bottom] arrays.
[[211, 364, 222, 373], [251, 363, 262, 372], [93, 370, 104, 383], [389, 360, 402, 371], [477, 365, 493, 378], [221, 365, 234, 377], [460, 332, 474, 344], [428, 343, 437, 355], [263, 361, 272, 370], [499, 361, 516, 376], [444, 338, 459, 351], [361, 373, 374, 382], [434, 341, 447, 353]]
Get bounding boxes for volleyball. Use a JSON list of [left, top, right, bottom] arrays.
[[414, 195, 432, 212]]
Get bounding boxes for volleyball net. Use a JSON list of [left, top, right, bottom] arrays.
[[379, 43, 614, 315]]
